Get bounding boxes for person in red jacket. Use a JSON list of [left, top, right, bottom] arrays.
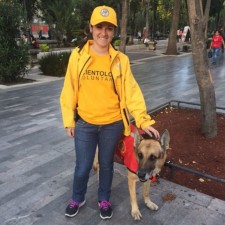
[[210, 30, 225, 65], [30, 35, 39, 49]]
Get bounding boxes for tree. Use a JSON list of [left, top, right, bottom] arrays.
[[119, 0, 129, 53], [165, 0, 181, 55], [143, 0, 150, 38], [39, 0, 78, 44], [203, 0, 211, 38], [17, 0, 39, 24], [157, 0, 174, 35], [187, 0, 217, 138], [0, 0, 29, 83], [208, 0, 224, 26], [129, 0, 142, 40], [38, 0, 120, 43]]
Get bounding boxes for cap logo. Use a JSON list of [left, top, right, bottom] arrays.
[[100, 8, 109, 17]]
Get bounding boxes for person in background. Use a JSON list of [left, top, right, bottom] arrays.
[[185, 28, 191, 42], [30, 35, 39, 48], [48, 29, 52, 40], [179, 29, 183, 41], [21, 33, 28, 44], [177, 29, 180, 42], [38, 29, 43, 39], [210, 30, 225, 65], [142, 27, 148, 43], [137, 30, 142, 41], [60, 5, 159, 220]]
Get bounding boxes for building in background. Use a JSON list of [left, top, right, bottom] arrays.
[[31, 17, 49, 39]]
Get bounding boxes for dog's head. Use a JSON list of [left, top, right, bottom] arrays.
[[134, 129, 170, 182]]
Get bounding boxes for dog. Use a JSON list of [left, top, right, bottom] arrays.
[[93, 125, 170, 220]]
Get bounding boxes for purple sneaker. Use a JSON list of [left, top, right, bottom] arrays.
[[98, 200, 113, 219], [65, 199, 86, 217]]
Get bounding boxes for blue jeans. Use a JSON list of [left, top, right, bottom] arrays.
[[72, 118, 124, 203], [212, 47, 221, 63]]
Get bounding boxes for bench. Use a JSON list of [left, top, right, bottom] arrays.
[[38, 40, 58, 48]]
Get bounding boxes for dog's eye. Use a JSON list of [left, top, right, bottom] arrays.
[[138, 152, 143, 159], [149, 154, 157, 161]]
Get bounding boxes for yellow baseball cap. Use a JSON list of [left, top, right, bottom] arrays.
[[90, 5, 117, 27]]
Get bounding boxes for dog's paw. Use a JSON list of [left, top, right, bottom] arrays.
[[145, 200, 159, 210], [131, 209, 142, 220]]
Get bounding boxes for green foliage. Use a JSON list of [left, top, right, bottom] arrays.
[[209, 0, 224, 17], [112, 36, 130, 46], [38, 0, 120, 42], [39, 52, 71, 77], [36, 0, 225, 47], [112, 36, 120, 43], [17, 0, 39, 23], [39, 44, 50, 52], [39, 0, 81, 42], [0, 0, 29, 83], [114, 39, 121, 46], [157, 0, 173, 20]]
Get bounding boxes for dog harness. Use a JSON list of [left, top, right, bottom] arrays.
[[114, 124, 157, 182]]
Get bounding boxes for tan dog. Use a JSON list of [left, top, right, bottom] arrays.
[[93, 128, 170, 220]]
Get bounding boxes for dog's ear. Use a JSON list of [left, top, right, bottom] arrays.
[[160, 129, 170, 151], [134, 127, 142, 150]]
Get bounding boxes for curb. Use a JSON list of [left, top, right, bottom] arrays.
[[0, 65, 64, 90]]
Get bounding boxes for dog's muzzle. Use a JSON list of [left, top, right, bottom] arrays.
[[137, 167, 155, 182], [137, 171, 148, 182]]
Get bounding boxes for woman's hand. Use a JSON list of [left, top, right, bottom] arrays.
[[66, 127, 74, 138], [143, 126, 160, 139]]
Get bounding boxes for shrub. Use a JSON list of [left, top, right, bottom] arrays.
[[39, 44, 49, 52], [112, 36, 120, 43], [39, 52, 71, 77], [0, 1, 29, 83], [112, 36, 130, 47], [114, 39, 121, 46], [0, 43, 29, 82]]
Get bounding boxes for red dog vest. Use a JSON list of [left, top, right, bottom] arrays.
[[114, 124, 143, 173], [114, 124, 157, 182]]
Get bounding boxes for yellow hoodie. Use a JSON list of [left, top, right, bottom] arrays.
[[60, 40, 155, 136]]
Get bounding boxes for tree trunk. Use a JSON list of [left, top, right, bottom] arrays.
[[204, 0, 211, 39], [119, 0, 129, 53], [146, 0, 150, 38], [187, 0, 217, 138], [165, 0, 181, 55]]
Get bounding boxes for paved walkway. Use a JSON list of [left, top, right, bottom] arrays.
[[0, 40, 225, 225]]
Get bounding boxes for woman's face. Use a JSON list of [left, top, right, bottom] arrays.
[[90, 22, 115, 48]]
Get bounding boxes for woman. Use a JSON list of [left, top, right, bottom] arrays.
[[210, 30, 225, 65], [30, 35, 39, 48], [21, 33, 28, 44], [60, 5, 159, 220]]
